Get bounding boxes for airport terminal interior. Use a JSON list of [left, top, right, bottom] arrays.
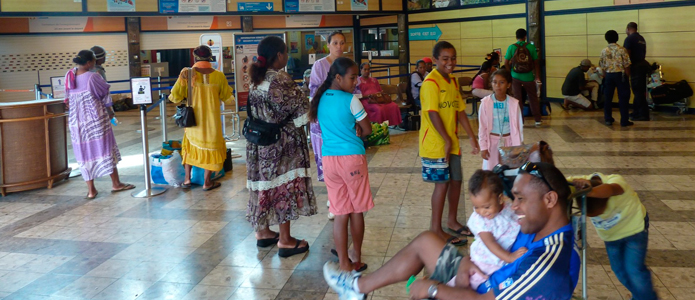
[[1, 0, 695, 299]]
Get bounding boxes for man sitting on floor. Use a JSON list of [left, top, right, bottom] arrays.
[[561, 59, 598, 110], [323, 162, 579, 300]]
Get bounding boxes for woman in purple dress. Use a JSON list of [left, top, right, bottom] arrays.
[[309, 31, 346, 220], [246, 36, 317, 257], [64, 50, 134, 199]]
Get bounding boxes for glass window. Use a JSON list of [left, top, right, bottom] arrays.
[[360, 27, 399, 57]]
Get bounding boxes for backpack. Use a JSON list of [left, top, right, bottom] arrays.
[[511, 42, 534, 74]]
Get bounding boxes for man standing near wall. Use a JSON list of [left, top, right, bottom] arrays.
[[624, 22, 650, 121], [505, 29, 542, 127]]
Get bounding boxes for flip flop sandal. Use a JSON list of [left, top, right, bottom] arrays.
[[111, 184, 136, 193], [330, 249, 368, 272], [278, 240, 309, 258], [256, 233, 280, 248], [202, 182, 221, 191], [448, 226, 474, 237], [85, 192, 98, 200], [180, 183, 191, 189], [447, 236, 468, 246]]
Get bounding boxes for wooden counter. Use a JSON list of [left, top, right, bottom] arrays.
[[0, 99, 71, 196]]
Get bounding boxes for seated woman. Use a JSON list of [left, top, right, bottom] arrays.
[[471, 60, 494, 99], [355, 63, 402, 126]]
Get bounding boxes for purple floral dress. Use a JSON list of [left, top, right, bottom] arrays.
[[246, 70, 317, 229]]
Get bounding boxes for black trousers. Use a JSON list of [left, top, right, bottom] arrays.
[[630, 60, 651, 119], [604, 72, 631, 126]]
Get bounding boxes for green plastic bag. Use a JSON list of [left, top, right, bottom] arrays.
[[364, 122, 390, 147]]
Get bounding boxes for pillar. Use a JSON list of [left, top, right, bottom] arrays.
[[126, 17, 141, 77], [398, 13, 409, 83]]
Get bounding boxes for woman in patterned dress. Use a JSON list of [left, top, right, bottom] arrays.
[[64, 50, 134, 199], [246, 36, 317, 258]]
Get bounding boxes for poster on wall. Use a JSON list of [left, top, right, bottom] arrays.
[[233, 33, 285, 111], [107, 0, 135, 12], [305, 34, 315, 49], [201, 34, 223, 71], [130, 78, 153, 105], [50, 77, 65, 99], [351, 0, 367, 10], [285, 0, 335, 12]]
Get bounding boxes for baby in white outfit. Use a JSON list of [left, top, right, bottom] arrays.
[[462, 170, 527, 289]]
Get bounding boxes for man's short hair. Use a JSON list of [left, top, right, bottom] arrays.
[[627, 22, 638, 30], [605, 30, 619, 43], [516, 28, 527, 40], [520, 162, 571, 211]]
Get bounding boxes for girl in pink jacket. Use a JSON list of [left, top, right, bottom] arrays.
[[478, 69, 524, 170]]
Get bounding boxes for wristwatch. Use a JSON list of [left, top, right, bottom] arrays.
[[427, 283, 439, 298]]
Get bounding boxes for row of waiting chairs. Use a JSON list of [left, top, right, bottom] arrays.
[[376, 77, 481, 117]]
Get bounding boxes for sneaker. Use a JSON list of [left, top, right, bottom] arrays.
[[327, 200, 330, 208], [328, 212, 335, 220], [535, 121, 542, 127], [323, 261, 366, 300]]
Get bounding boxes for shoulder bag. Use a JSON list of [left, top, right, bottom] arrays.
[[242, 86, 293, 146], [174, 68, 196, 128]]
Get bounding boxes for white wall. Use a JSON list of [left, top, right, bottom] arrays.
[[0, 33, 129, 102]]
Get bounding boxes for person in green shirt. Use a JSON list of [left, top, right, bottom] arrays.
[[504, 29, 542, 126], [568, 173, 657, 300]]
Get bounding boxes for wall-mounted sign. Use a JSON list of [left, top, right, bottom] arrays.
[[201, 33, 223, 72], [233, 33, 285, 110], [159, 0, 177, 13], [166, 16, 214, 30], [351, 0, 368, 10], [409, 25, 442, 41], [107, 0, 135, 12], [285, 0, 335, 12], [28, 17, 89, 33], [50, 77, 65, 99], [237, 2, 274, 11], [285, 15, 325, 28], [131, 77, 153, 105]]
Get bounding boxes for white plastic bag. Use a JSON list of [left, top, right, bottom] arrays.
[[161, 151, 185, 186]]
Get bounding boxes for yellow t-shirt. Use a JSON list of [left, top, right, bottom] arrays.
[[418, 69, 465, 159], [568, 173, 646, 242]]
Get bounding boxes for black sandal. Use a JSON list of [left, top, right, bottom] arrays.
[[256, 233, 279, 248], [330, 249, 368, 272], [447, 236, 468, 246], [278, 239, 309, 258], [448, 226, 474, 237]]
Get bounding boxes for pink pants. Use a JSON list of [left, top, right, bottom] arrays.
[[482, 135, 512, 171]]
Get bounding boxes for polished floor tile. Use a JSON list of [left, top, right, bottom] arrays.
[[0, 106, 693, 299]]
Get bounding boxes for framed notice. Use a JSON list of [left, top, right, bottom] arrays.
[[50, 76, 66, 99], [131, 77, 153, 105], [233, 32, 286, 111]]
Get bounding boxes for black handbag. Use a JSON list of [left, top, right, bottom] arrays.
[[174, 68, 196, 128], [243, 95, 292, 146], [223, 148, 233, 172]]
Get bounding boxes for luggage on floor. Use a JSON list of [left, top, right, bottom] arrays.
[[191, 166, 224, 186], [402, 114, 421, 131], [223, 149, 233, 172], [151, 151, 186, 186], [650, 80, 693, 105], [522, 102, 549, 117]]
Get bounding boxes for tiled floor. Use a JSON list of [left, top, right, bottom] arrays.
[[0, 104, 694, 299]]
